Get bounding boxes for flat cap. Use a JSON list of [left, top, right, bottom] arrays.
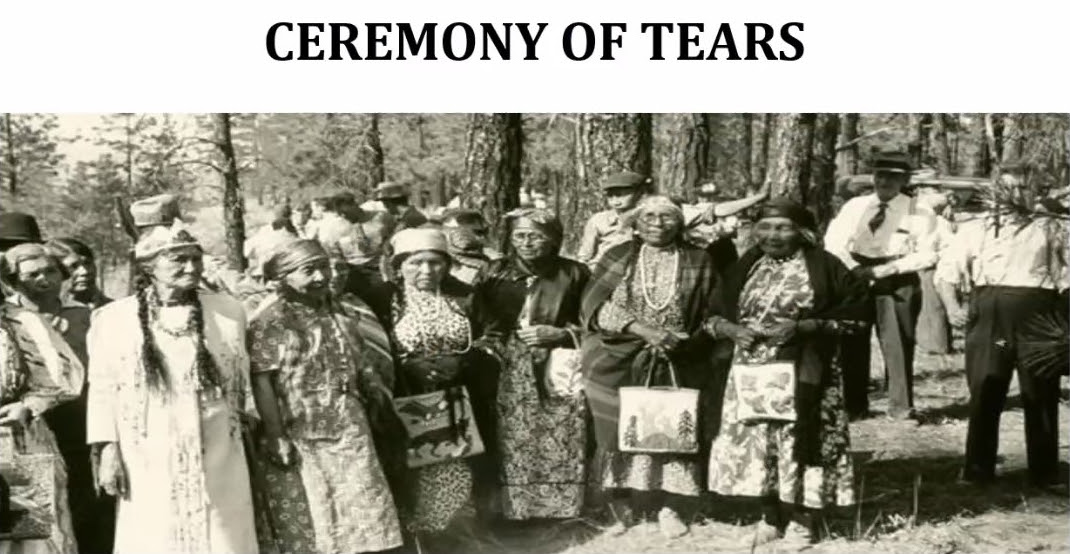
[[130, 194, 182, 228], [375, 181, 408, 200], [601, 171, 649, 191]]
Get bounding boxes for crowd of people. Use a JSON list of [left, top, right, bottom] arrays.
[[0, 150, 1066, 554]]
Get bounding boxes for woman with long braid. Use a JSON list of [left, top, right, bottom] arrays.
[[85, 221, 258, 553]]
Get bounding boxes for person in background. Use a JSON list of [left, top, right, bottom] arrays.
[[0, 213, 45, 303], [442, 209, 503, 261], [705, 199, 870, 546], [48, 238, 114, 311], [475, 209, 591, 523], [914, 187, 956, 354], [243, 204, 299, 278], [290, 202, 312, 239], [2, 243, 114, 553], [376, 181, 429, 230], [87, 221, 258, 553], [823, 151, 939, 421], [445, 226, 493, 286], [304, 196, 330, 239], [575, 172, 649, 267], [580, 195, 721, 540], [319, 192, 399, 305], [935, 168, 1068, 492], [247, 239, 403, 553]]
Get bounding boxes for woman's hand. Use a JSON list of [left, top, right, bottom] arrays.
[[762, 319, 799, 346], [265, 436, 296, 468], [0, 401, 32, 428], [629, 322, 686, 352], [516, 325, 569, 348], [97, 442, 128, 498], [716, 321, 761, 351]]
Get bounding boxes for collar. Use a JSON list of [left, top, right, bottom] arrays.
[[5, 292, 78, 315]]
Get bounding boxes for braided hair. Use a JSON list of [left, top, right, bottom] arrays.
[[134, 263, 223, 393]]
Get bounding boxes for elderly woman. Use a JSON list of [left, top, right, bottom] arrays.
[[246, 239, 402, 553], [475, 209, 591, 521], [1, 243, 114, 553], [378, 227, 500, 545], [705, 198, 871, 545], [1, 302, 83, 554], [86, 222, 258, 553], [581, 195, 721, 539]]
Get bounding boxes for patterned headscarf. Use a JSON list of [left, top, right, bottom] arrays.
[[757, 197, 819, 246], [263, 239, 329, 281], [505, 208, 564, 252]]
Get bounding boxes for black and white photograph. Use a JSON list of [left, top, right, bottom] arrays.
[[1, 112, 1067, 553]]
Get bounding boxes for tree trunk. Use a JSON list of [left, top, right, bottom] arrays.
[[1000, 113, 1024, 165], [3, 114, 16, 194], [932, 113, 954, 175], [365, 114, 385, 185], [765, 113, 817, 204], [811, 113, 841, 227], [754, 113, 775, 192], [742, 113, 754, 190], [462, 113, 524, 248], [659, 113, 716, 200], [838, 113, 860, 176], [213, 113, 246, 271]]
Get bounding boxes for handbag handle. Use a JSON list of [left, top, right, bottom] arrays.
[[643, 349, 680, 389]]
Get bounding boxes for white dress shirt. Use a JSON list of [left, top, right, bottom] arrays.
[[824, 193, 939, 275], [934, 215, 1069, 291]]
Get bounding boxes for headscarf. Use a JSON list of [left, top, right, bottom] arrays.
[[631, 195, 686, 230], [390, 228, 449, 264], [134, 220, 202, 261], [756, 197, 819, 247], [505, 208, 564, 252], [1, 243, 68, 288], [263, 239, 329, 281]]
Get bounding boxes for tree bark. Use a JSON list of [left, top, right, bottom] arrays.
[[3, 114, 16, 193], [213, 113, 246, 271], [462, 113, 524, 248], [765, 113, 817, 204], [365, 114, 385, 185], [754, 113, 775, 192], [811, 113, 841, 227], [932, 113, 954, 175], [838, 113, 860, 176], [742, 113, 754, 190]]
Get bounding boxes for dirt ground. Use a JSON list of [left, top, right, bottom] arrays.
[[465, 346, 1070, 554]]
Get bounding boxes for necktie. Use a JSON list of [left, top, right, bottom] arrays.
[[868, 202, 888, 233]]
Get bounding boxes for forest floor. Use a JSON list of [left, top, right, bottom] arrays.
[[463, 347, 1070, 554]]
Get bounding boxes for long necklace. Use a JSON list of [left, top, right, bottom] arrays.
[[637, 244, 679, 312]]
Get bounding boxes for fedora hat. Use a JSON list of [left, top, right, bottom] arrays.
[[0, 212, 43, 248]]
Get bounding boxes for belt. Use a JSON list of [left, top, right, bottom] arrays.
[[851, 253, 899, 267]]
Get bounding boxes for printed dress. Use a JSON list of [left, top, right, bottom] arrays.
[[496, 276, 587, 520], [392, 287, 477, 533], [247, 298, 403, 553], [707, 253, 856, 509], [596, 246, 703, 497]]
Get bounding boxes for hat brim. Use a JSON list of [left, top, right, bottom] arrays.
[[874, 167, 911, 175]]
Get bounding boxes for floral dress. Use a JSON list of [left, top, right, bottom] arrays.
[[707, 253, 856, 509], [496, 276, 587, 520], [391, 287, 476, 533], [596, 245, 704, 497], [247, 298, 403, 553]]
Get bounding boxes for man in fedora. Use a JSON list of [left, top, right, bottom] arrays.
[[375, 181, 428, 230], [824, 151, 939, 421], [0, 212, 43, 252]]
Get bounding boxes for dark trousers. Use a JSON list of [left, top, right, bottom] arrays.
[[962, 286, 1061, 484], [842, 272, 921, 418]]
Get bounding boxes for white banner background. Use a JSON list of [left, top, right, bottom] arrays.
[[1, 0, 1067, 112]]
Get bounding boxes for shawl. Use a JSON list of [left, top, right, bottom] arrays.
[[711, 245, 872, 463], [476, 255, 589, 401], [579, 239, 721, 449]]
